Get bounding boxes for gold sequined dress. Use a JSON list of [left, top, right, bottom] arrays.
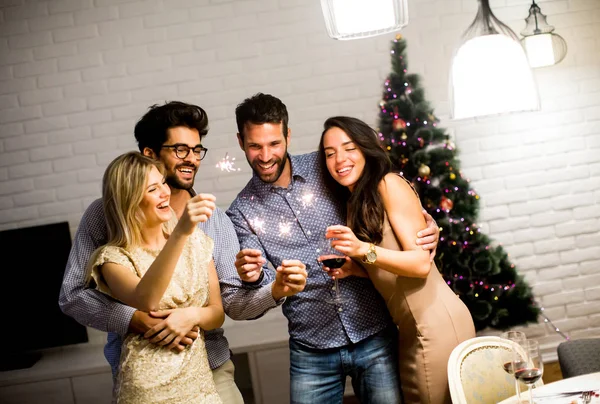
[[89, 228, 222, 404]]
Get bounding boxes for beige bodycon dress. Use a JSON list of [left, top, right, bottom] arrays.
[[363, 215, 476, 404]]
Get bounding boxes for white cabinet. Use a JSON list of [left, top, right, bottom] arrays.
[[0, 379, 75, 404]]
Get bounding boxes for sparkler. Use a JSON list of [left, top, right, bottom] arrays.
[[216, 152, 241, 172], [278, 221, 291, 237], [249, 217, 265, 235], [300, 192, 315, 209]]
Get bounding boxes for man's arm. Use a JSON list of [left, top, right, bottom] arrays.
[[207, 207, 282, 321], [58, 199, 136, 336]]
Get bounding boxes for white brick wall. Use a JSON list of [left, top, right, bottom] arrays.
[[1, 0, 598, 358]]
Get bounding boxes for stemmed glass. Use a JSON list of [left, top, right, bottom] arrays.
[[500, 331, 528, 403], [318, 236, 347, 305], [513, 339, 544, 404]]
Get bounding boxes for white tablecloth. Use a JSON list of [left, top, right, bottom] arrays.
[[498, 372, 600, 404]]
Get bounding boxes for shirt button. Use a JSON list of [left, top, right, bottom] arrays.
[[332, 287, 336, 290], [338, 308, 343, 312], [307, 231, 311, 235], [286, 192, 290, 197]]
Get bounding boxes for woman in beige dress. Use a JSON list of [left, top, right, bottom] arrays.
[[86, 151, 223, 404], [317, 117, 476, 404]]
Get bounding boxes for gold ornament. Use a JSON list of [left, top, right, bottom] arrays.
[[450, 173, 456, 180], [400, 132, 407, 140], [395, 34, 403, 40], [418, 164, 431, 177]]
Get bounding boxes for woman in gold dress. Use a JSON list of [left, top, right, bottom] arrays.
[[317, 117, 476, 404], [86, 151, 223, 403]]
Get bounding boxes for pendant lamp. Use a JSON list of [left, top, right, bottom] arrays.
[[520, 0, 567, 68], [320, 0, 408, 40], [450, 0, 540, 120]]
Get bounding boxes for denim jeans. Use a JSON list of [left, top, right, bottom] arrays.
[[289, 325, 401, 404]]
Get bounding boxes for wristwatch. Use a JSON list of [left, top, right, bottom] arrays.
[[362, 243, 377, 264]]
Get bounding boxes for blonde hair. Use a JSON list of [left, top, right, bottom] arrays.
[[102, 151, 166, 249]]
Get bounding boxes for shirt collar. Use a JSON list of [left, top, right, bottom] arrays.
[[250, 153, 308, 192]]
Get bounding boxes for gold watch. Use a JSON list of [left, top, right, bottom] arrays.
[[362, 243, 377, 264]]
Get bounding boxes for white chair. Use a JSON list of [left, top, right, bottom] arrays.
[[447, 336, 542, 404]]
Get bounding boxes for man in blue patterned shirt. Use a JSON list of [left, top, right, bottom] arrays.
[[227, 93, 439, 404]]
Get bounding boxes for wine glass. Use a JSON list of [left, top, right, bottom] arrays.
[[500, 331, 527, 403], [513, 339, 544, 404], [318, 235, 347, 305]]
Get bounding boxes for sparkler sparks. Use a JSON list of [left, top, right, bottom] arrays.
[[300, 192, 315, 209], [216, 152, 241, 172], [249, 218, 265, 234], [279, 222, 291, 237]]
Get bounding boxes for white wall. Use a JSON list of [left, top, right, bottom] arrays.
[[0, 0, 598, 357]]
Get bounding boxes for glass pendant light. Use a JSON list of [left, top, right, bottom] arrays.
[[320, 0, 408, 40], [450, 0, 540, 120], [520, 0, 567, 68]]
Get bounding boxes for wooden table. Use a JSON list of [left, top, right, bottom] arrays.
[[498, 372, 600, 404]]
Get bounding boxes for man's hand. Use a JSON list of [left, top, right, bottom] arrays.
[[271, 260, 308, 301], [128, 310, 162, 334], [129, 310, 198, 352], [415, 209, 439, 262], [235, 248, 266, 283], [144, 307, 200, 352]]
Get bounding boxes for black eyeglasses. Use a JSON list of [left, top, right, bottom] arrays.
[[161, 144, 208, 160]]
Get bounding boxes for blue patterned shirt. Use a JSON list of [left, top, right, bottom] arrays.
[[59, 193, 268, 377], [226, 152, 393, 349]]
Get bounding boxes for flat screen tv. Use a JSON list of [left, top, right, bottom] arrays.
[[0, 221, 88, 371]]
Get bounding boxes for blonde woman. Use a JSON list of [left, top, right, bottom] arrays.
[[87, 151, 223, 403]]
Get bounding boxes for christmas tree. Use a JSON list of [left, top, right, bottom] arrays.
[[377, 35, 540, 331]]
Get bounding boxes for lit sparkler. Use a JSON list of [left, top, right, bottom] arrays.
[[216, 152, 241, 172], [279, 221, 291, 237], [249, 217, 265, 234], [300, 192, 315, 209]]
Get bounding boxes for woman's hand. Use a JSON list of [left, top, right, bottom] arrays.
[[175, 193, 216, 236], [143, 307, 201, 351], [318, 255, 368, 279], [325, 225, 370, 259]]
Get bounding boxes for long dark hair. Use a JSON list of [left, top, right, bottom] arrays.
[[318, 116, 392, 244]]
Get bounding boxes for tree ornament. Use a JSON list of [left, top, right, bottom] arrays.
[[440, 196, 454, 211], [446, 139, 456, 149], [401, 157, 409, 165], [395, 33, 403, 40], [418, 164, 431, 177], [450, 173, 456, 180], [393, 118, 407, 131], [400, 132, 407, 140]]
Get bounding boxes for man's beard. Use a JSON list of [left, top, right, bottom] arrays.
[[250, 155, 287, 184], [165, 167, 195, 190]]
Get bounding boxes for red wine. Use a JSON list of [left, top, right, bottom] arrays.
[[503, 361, 528, 374], [322, 258, 345, 268], [514, 368, 542, 384]]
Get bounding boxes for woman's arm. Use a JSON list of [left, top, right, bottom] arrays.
[[373, 174, 431, 277], [328, 173, 430, 278], [101, 194, 215, 312], [142, 260, 225, 350]]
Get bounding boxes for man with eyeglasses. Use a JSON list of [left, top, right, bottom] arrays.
[[59, 101, 262, 404]]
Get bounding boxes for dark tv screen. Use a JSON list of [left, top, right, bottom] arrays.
[[0, 221, 88, 368]]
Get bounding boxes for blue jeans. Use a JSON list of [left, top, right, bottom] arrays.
[[289, 325, 401, 404]]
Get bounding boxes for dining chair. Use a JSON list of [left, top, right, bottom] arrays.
[[557, 338, 600, 379], [447, 336, 542, 404]]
